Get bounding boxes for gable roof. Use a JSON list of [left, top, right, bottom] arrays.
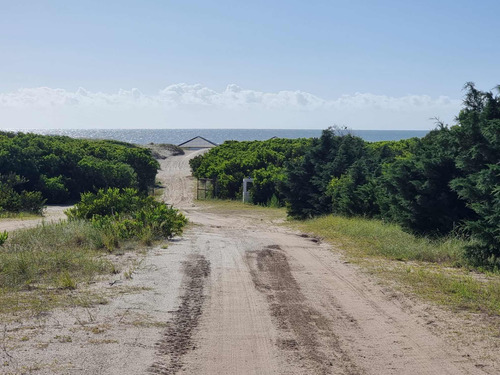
[[178, 136, 218, 148]]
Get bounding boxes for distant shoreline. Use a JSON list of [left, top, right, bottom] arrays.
[[20, 128, 429, 145]]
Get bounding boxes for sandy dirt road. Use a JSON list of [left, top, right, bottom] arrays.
[[2, 151, 497, 374], [150, 151, 496, 375], [0, 205, 69, 233]]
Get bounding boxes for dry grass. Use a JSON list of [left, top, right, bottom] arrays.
[[0, 220, 114, 291], [0, 219, 151, 316], [0, 288, 109, 317]]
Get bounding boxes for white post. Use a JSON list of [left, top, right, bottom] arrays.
[[242, 178, 253, 203]]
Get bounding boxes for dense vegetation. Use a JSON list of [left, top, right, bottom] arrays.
[[67, 187, 187, 244], [0, 174, 45, 214], [190, 137, 311, 205], [285, 84, 499, 265], [0, 132, 159, 213], [191, 84, 499, 266], [284, 131, 418, 219]]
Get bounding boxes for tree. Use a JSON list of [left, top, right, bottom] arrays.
[[450, 83, 500, 263], [283, 128, 367, 218], [380, 127, 472, 235]]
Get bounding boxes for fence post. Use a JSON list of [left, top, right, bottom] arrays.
[[242, 178, 253, 203]]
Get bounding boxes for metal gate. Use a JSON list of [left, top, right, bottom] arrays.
[[196, 178, 217, 200]]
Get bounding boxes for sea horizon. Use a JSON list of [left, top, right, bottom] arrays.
[[15, 128, 430, 145]]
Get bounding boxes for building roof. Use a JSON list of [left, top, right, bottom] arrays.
[[178, 136, 218, 148]]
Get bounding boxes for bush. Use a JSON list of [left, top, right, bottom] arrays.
[[0, 132, 159, 205], [0, 231, 8, 246], [190, 137, 311, 203], [19, 191, 46, 215], [0, 174, 46, 214], [450, 83, 500, 264], [66, 188, 187, 242], [66, 188, 144, 219], [283, 129, 371, 219], [40, 175, 69, 203], [380, 128, 472, 236]]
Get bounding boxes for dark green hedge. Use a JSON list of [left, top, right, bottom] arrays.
[[283, 84, 499, 265], [0, 132, 159, 206]]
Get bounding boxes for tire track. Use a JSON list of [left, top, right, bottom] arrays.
[[247, 245, 362, 375], [149, 254, 210, 375]]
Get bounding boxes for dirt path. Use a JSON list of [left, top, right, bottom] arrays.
[[151, 152, 495, 375], [157, 148, 207, 208], [2, 151, 497, 374], [0, 205, 70, 233]]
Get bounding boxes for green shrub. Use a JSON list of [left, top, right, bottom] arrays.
[[66, 188, 144, 219], [449, 84, 500, 264], [190, 138, 311, 203], [19, 191, 46, 215], [0, 132, 159, 205], [283, 129, 372, 219], [40, 175, 70, 203], [0, 174, 46, 214], [66, 188, 187, 241], [0, 231, 8, 246]]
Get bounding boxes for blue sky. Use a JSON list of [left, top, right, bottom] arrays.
[[1, 0, 498, 129]]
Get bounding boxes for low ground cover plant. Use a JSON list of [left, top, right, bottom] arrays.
[[0, 231, 7, 245]]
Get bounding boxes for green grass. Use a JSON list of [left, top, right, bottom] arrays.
[[0, 220, 114, 291], [393, 266, 500, 314], [0, 211, 41, 220], [294, 215, 467, 264], [292, 215, 500, 316], [0, 210, 179, 317]]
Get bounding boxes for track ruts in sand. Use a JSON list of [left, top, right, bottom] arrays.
[[247, 245, 362, 375], [149, 255, 210, 374]]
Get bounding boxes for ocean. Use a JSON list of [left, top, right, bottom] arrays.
[[29, 129, 429, 145]]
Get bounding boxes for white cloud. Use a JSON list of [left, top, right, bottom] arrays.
[[0, 84, 462, 130]]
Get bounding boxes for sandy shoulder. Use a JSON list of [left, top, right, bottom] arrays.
[[0, 205, 70, 233]]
